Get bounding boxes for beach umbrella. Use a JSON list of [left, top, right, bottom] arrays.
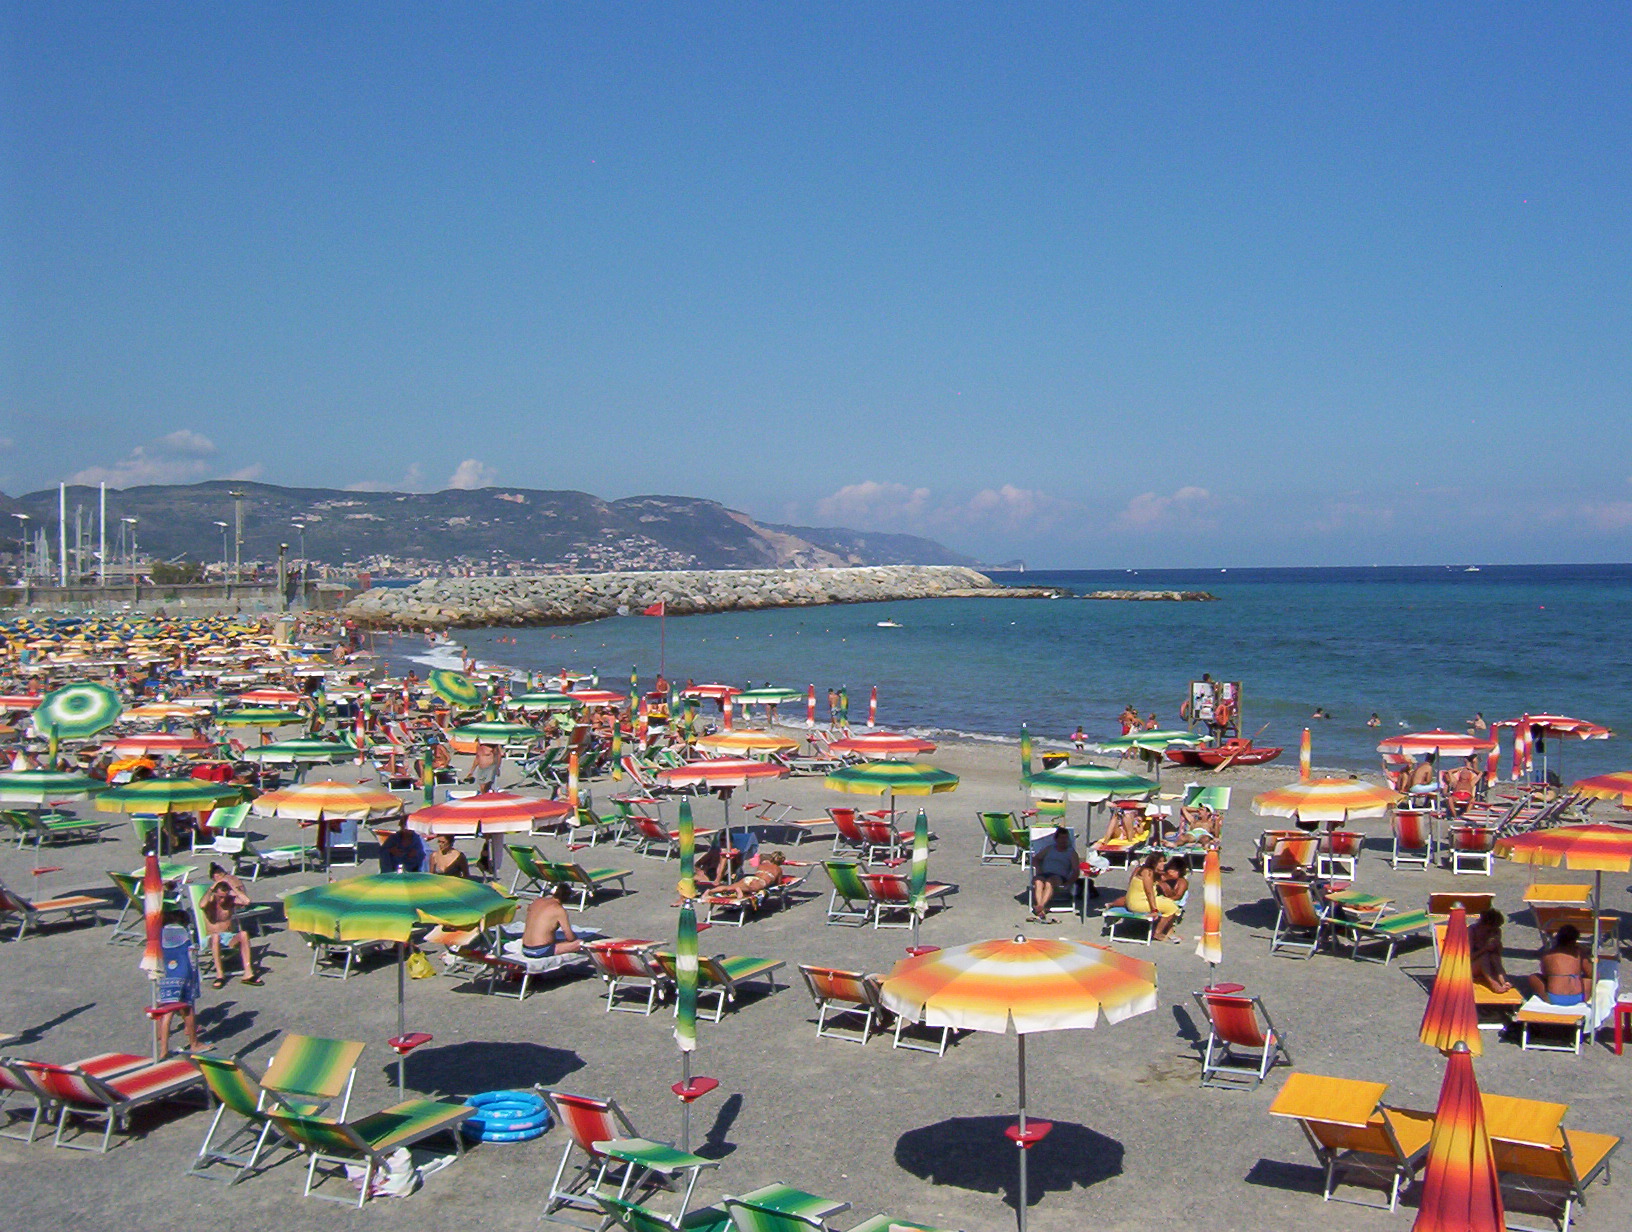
[[674, 896, 701, 1150], [735, 687, 803, 708], [1299, 728, 1312, 781], [1195, 847, 1223, 974], [564, 689, 628, 709], [123, 702, 210, 722], [1020, 725, 1034, 784], [828, 732, 937, 760], [681, 684, 741, 703], [1378, 731, 1496, 759], [677, 799, 698, 901], [1484, 739, 1501, 788], [567, 748, 580, 810], [0, 769, 104, 807], [254, 781, 402, 820], [1570, 772, 1632, 808], [611, 727, 623, 780], [507, 692, 579, 713], [1251, 778, 1397, 825], [826, 761, 959, 826], [105, 734, 215, 758], [1493, 822, 1632, 957], [1024, 764, 1156, 803], [1420, 908, 1481, 1056], [217, 707, 305, 728], [908, 807, 931, 952], [237, 686, 304, 707], [1094, 731, 1195, 787], [0, 693, 41, 710], [427, 669, 482, 709], [448, 722, 542, 745], [1410, 1044, 1503, 1232], [410, 791, 571, 877], [659, 758, 788, 832], [1495, 714, 1611, 782], [139, 851, 165, 980], [879, 937, 1157, 1232], [284, 874, 518, 1089], [806, 684, 816, 729], [98, 777, 243, 815], [694, 731, 799, 756], [238, 738, 353, 765], [33, 682, 122, 740]]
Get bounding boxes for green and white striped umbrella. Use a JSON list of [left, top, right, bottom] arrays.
[[1026, 764, 1158, 802], [735, 687, 804, 706], [284, 872, 517, 943], [1020, 725, 1035, 784], [1095, 730, 1197, 753], [428, 670, 482, 708], [449, 722, 542, 745], [217, 708, 306, 728], [33, 682, 122, 739], [238, 739, 353, 764], [675, 899, 698, 1054], [98, 777, 245, 814], [909, 806, 931, 949], [507, 692, 579, 712], [0, 769, 105, 806], [825, 762, 960, 796], [677, 798, 697, 901]]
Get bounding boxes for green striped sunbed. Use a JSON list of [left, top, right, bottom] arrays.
[[270, 1098, 472, 1207]]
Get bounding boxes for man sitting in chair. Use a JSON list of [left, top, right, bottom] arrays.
[[1030, 827, 1081, 925], [1178, 801, 1221, 847]]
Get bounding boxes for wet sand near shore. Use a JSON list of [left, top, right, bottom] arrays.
[[2, 736, 1626, 1232]]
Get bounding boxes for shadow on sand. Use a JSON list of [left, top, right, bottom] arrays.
[[895, 1116, 1123, 1210], [394, 1040, 584, 1095]]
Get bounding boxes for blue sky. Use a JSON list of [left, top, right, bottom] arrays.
[[3, 4, 1628, 567]]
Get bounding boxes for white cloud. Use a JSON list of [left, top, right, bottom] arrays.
[[816, 481, 931, 525], [448, 459, 498, 490], [1576, 500, 1632, 532], [68, 430, 258, 487], [1113, 485, 1216, 532], [814, 479, 1067, 539], [346, 463, 425, 493], [960, 485, 1061, 533]]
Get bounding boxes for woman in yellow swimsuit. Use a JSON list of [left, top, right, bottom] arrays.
[[1124, 855, 1182, 942]]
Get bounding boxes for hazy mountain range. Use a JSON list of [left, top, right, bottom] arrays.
[[0, 481, 976, 573]]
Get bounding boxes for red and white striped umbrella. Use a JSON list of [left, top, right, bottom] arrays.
[[139, 852, 164, 978], [561, 690, 626, 708], [0, 694, 41, 710], [106, 733, 216, 757], [1377, 731, 1496, 758], [828, 732, 937, 760], [408, 791, 571, 835], [681, 683, 741, 702], [238, 687, 305, 707], [1495, 714, 1612, 740], [656, 758, 788, 791]]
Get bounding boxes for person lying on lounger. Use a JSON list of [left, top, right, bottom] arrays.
[[1178, 802, 1220, 846], [707, 851, 788, 902]]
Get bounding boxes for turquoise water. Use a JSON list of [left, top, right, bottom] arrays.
[[397, 564, 1631, 777]]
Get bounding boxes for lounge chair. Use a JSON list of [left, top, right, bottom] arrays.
[[977, 811, 1027, 864], [1102, 905, 1160, 945], [1483, 1092, 1621, 1232], [105, 871, 182, 945], [1264, 834, 1319, 883], [4, 808, 118, 849], [0, 1052, 148, 1143], [822, 861, 871, 925], [1428, 891, 1496, 917], [1267, 1072, 1435, 1211], [1191, 989, 1292, 1088], [508, 843, 555, 897], [828, 807, 887, 857], [630, 815, 717, 861], [539, 1089, 696, 1224], [479, 926, 601, 1000], [856, 817, 916, 863], [222, 834, 311, 881], [860, 871, 952, 930], [184, 882, 276, 970], [268, 1098, 472, 1207], [540, 860, 633, 911], [261, 1033, 365, 1118], [798, 965, 889, 1045], [653, 952, 785, 1022], [1317, 830, 1363, 882], [297, 930, 394, 978], [0, 877, 108, 940], [1268, 881, 1330, 958], [568, 805, 617, 847], [703, 867, 810, 926], [193, 801, 250, 852], [15, 1054, 206, 1152], [1389, 809, 1434, 870], [1330, 908, 1433, 965], [1447, 824, 1496, 875], [597, 1194, 732, 1232], [723, 1184, 875, 1232], [587, 941, 672, 1014]]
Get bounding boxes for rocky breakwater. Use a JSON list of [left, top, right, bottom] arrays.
[[345, 565, 1010, 630], [1081, 590, 1219, 601]]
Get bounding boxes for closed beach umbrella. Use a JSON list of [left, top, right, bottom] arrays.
[[1571, 772, 1632, 807], [427, 670, 482, 709], [1299, 728, 1312, 781], [1378, 731, 1496, 759], [1251, 778, 1397, 825], [139, 851, 165, 979], [1195, 847, 1223, 972], [0, 769, 104, 807], [694, 731, 799, 756], [284, 873, 517, 1089], [33, 682, 122, 739], [677, 798, 697, 901], [1410, 1044, 1503, 1232], [908, 807, 931, 951], [674, 896, 700, 1149], [1020, 725, 1034, 784], [1025, 764, 1156, 803], [1419, 908, 1481, 1056], [879, 937, 1157, 1232], [1493, 822, 1632, 957], [828, 732, 937, 760]]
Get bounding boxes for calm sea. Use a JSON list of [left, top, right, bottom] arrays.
[[390, 563, 1631, 777]]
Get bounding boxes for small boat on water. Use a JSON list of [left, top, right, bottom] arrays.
[[876, 620, 902, 628], [1166, 738, 1283, 768]]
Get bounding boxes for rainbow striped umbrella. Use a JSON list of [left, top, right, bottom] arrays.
[[217, 708, 305, 728], [1379, 731, 1496, 758], [0, 770, 104, 806], [139, 851, 164, 978], [694, 731, 800, 756], [1497, 714, 1611, 782], [1420, 908, 1481, 1056], [1195, 847, 1223, 969], [1572, 772, 1632, 807], [427, 670, 482, 708], [1410, 1044, 1503, 1232], [34, 682, 122, 739], [98, 777, 243, 815], [880, 936, 1157, 1232], [828, 732, 937, 760], [254, 781, 402, 820], [1025, 764, 1155, 803], [825, 762, 958, 796], [1251, 778, 1397, 824], [659, 758, 789, 791]]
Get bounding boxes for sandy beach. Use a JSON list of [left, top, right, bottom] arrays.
[[2, 731, 1625, 1232]]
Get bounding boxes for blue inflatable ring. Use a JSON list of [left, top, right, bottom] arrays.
[[462, 1090, 550, 1142]]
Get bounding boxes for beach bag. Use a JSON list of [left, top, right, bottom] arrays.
[[406, 950, 436, 980]]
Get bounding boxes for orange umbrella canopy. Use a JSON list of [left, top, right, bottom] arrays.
[[1410, 1045, 1503, 1232], [1571, 773, 1632, 808], [252, 781, 403, 820], [1493, 823, 1632, 873], [1194, 847, 1223, 967], [1252, 778, 1398, 823], [1420, 908, 1481, 1056]]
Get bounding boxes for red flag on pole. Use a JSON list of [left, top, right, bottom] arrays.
[[642, 601, 665, 617]]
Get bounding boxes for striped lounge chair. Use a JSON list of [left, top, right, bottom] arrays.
[[0, 878, 108, 940], [0, 1051, 148, 1143], [653, 953, 785, 1022], [1192, 989, 1292, 1088], [797, 965, 888, 1045], [269, 1098, 472, 1206], [16, 1054, 206, 1152], [540, 1089, 710, 1224]]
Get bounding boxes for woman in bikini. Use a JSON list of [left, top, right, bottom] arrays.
[[709, 851, 787, 903]]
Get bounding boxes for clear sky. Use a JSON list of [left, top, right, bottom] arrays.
[[3, 4, 1629, 567]]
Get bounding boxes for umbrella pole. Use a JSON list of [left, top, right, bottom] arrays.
[[396, 942, 407, 1092], [680, 1050, 692, 1153], [1016, 1032, 1029, 1232]]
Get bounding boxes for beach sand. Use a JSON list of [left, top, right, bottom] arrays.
[[1, 736, 1625, 1232]]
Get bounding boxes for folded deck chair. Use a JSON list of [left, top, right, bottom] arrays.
[[588, 941, 673, 1014], [1482, 1093, 1621, 1232], [1268, 881, 1330, 958], [798, 965, 889, 1045], [653, 953, 785, 1022], [17, 1054, 206, 1152], [268, 1098, 472, 1207], [977, 811, 1027, 864], [0, 1052, 148, 1143], [541, 860, 633, 911], [1192, 989, 1292, 1088], [0, 877, 107, 940], [862, 871, 954, 929], [1331, 908, 1433, 966], [1267, 1072, 1435, 1211], [822, 861, 871, 925]]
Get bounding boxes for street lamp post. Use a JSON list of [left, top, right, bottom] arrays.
[[214, 521, 230, 595], [120, 518, 137, 588], [291, 521, 306, 608], [229, 490, 245, 590], [12, 513, 29, 605]]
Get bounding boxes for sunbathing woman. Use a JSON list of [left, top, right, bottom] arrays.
[[708, 851, 787, 903], [1527, 924, 1593, 1006], [1115, 855, 1183, 943], [1469, 909, 1512, 993]]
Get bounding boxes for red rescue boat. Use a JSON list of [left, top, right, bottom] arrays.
[[1166, 738, 1283, 768]]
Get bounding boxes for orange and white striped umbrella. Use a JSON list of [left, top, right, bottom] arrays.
[[408, 791, 571, 835], [828, 732, 938, 760], [1194, 848, 1223, 967], [1572, 773, 1632, 808], [879, 935, 1157, 1034], [238, 687, 305, 707], [656, 758, 788, 790], [252, 781, 403, 821], [1410, 1044, 1503, 1232], [693, 731, 799, 756], [1493, 822, 1632, 873], [139, 852, 164, 978], [1298, 728, 1312, 781], [1378, 731, 1495, 758], [1252, 778, 1398, 824], [106, 733, 215, 757], [1420, 908, 1481, 1056]]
